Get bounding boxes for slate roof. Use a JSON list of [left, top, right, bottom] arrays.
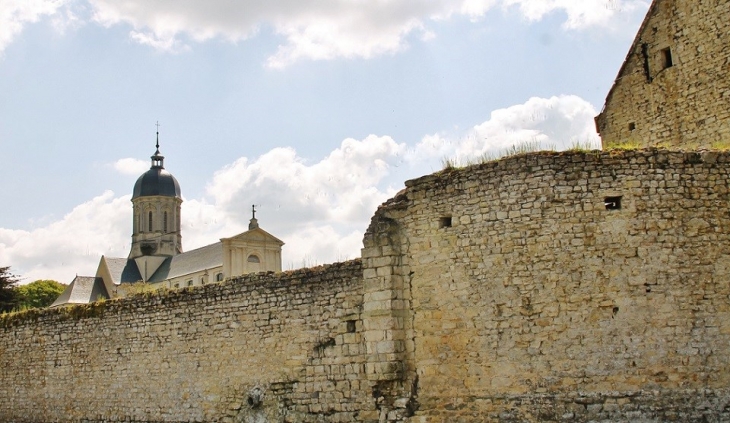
[[50, 276, 109, 307], [104, 257, 143, 284], [148, 242, 223, 283], [133, 167, 181, 199]]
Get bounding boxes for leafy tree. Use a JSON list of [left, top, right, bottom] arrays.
[[0, 266, 20, 313], [16, 279, 67, 309]]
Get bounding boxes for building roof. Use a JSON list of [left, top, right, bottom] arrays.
[[132, 143, 181, 199], [148, 242, 223, 282], [104, 257, 143, 284], [49, 276, 109, 307], [132, 167, 181, 199]]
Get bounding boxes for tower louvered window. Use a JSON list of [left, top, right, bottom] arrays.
[[148, 211, 153, 232], [164, 211, 168, 233]]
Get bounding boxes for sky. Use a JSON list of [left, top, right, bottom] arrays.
[[0, 0, 651, 284]]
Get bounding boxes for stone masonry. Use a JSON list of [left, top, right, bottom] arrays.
[[3, 149, 730, 422], [595, 0, 730, 149]]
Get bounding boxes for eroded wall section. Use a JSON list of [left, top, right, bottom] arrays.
[[367, 149, 730, 421]]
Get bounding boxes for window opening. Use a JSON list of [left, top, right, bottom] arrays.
[[346, 320, 357, 333], [164, 211, 168, 233], [661, 47, 673, 69], [187, 280, 193, 287], [216, 273, 224, 282], [439, 216, 452, 228], [628, 122, 636, 131], [248, 255, 260, 263], [604, 196, 622, 210], [148, 211, 153, 232]]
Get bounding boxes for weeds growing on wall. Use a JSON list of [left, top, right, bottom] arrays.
[[440, 139, 607, 170], [607, 140, 641, 150], [711, 140, 730, 150]]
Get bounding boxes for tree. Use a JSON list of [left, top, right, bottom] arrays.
[[16, 280, 67, 309], [0, 266, 20, 313]]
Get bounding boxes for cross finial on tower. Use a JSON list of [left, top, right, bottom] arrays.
[[155, 121, 160, 150], [249, 204, 259, 230]]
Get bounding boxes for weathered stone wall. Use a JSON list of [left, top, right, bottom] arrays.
[[595, 0, 730, 149], [3, 150, 730, 422], [366, 149, 730, 421], [0, 261, 373, 423]]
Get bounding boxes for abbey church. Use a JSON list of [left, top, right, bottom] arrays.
[[51, 137, 284, 306]]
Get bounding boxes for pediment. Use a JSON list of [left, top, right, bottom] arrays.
[[222, 228, 284, 246]]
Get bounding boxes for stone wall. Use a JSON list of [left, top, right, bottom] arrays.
[[3, 150, 730, 422], [0, 260, 373, 423], [366, 149, 730, 421], [595, 0, 730, 149]]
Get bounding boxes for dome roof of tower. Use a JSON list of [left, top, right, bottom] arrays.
[[132, 167, 181, 199], [132, 136, 181, 199]]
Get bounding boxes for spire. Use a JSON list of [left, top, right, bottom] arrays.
[[249, 204, 259, 230], [151, 121, 165, 168]]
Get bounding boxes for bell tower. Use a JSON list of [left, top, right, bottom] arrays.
[[128, 128, 183, 280]]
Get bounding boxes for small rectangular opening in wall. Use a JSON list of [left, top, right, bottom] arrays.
[[346, 320, 356, 333], [605, 196, 622, 210], [439, 216, 452, 228], [661, 47, 673, 69], [628, 122, 636, 131]]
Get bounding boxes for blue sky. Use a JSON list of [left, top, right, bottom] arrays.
[[0, 0, 650, 283]]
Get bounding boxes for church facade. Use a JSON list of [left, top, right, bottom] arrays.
[[51, 136, 283, 307]]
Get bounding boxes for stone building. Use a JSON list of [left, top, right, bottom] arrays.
[[51, 135, 283, 307], [595, 0, 730, 149]]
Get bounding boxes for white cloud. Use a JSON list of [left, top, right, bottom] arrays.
[[0, 191, 130, 283], [0, 0, 649, 61], [1, 96, 601, 282], [0, 0, 66, 54], [502, 0, 650, 30], [413, 95, 602, 164], [0, 0, 645, 62], [203, 135, 405, 264], [113, 158, 149, 176]]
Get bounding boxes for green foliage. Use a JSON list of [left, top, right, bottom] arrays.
[[607, 140, 641, 150], [711, 140, 730, 150], [0, 266, 20, 313], [440, 140, 555, 170], [119, 281, 155, 297], [567, 139, 602, 152], [15, 280, 67, 309]]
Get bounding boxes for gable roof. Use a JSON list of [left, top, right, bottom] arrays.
[[50, 276, 109, 307], [148, 242, 223, 282], [102, 257, 143, 284]]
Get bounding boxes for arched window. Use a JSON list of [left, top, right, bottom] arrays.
[[163, 211, 168, 233], [247, 255, 260, 263], [148, 211, 153, 232], [216, 273, 224, 282]]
